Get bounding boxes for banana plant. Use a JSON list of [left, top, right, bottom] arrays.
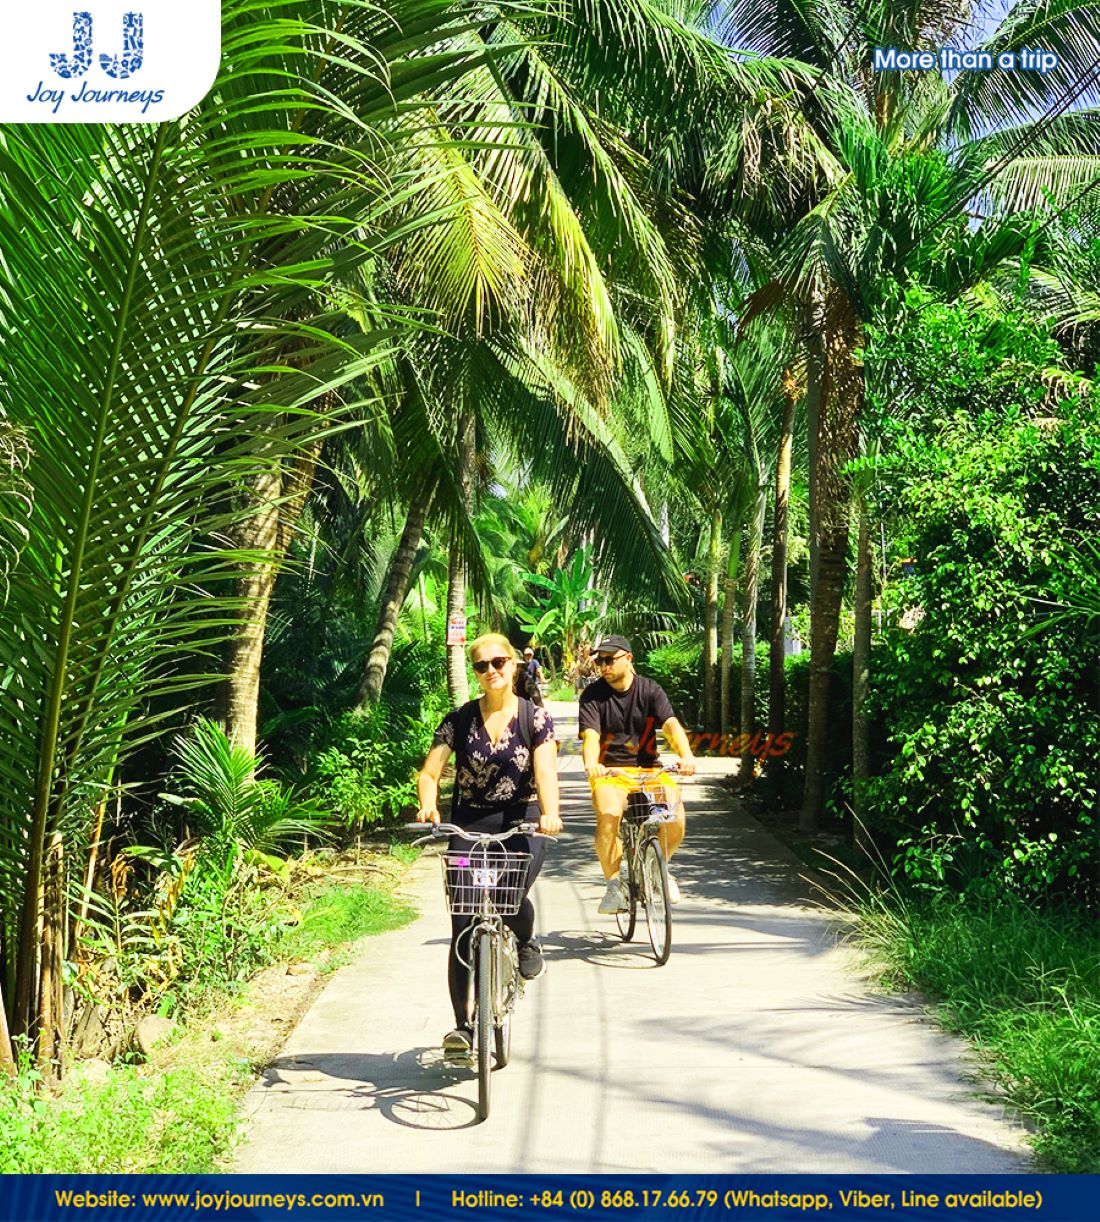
[[517, 547, 603, 675]]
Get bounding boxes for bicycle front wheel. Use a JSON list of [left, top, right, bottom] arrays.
[[476, 934, 492, 1121], [641, 838, 672, 965]]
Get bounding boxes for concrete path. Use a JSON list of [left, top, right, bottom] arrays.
[[234, 701, 1031, 1173]]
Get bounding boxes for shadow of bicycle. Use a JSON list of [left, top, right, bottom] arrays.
[[259, 1047, 486, 1131], [540, 927, 660, 969]]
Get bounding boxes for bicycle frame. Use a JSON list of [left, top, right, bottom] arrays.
[[605, 766, 681, 964], [620, 784, 676, 885], [457, 889, 518, 1033], [407, 820, 540, 1120]]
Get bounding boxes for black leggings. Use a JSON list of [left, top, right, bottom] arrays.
[[447, 804, 545, 1028]]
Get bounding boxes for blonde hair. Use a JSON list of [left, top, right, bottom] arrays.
[[467, 632, 516, 663]]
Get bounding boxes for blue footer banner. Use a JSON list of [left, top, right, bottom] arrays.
[[0, 1177, 1096, 1222]]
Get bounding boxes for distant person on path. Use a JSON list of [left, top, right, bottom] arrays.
[[578, 634, 696, 913], [573, 642, 598, 693], [417, 633, 561, 1060], [518, 646, 545, 706]]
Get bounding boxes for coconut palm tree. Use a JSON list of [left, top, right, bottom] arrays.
[[713, 0, 1100, 827], [721, 317, 797, 778], [382, 2, 811, 706], [221, 0, 808, 722]]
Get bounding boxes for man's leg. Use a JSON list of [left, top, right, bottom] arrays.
[[591, 779, 628, 878], [658, 777, 686, 861]]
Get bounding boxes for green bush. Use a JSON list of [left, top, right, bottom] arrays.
[[0, 1046, 242, 1173], [164, 718, 331, 859], [75, 721, 324, 1010], [3, 866, 418, 1172], [865, 400, 1099, 905], [173, 873, 291, 1001], [643, 637, 770, 733], [308, 685, 449, 829], [642, 638, 704, 724], [643, 635, 857, 815], [753, 649, 854, 813], [861, 297, 1099, 906]]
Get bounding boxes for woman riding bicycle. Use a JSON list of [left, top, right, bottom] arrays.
[[416, 633, 561, 1060]]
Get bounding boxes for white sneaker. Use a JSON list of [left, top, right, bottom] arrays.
[[598, 878, 626, 914], [666, 874, 682, 904]]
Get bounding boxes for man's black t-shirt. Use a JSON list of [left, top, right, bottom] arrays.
[[577, 675, 676, 766]]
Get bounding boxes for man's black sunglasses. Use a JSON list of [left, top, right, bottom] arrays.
[[596, 653, 623, 665], [472, 656, 511, 674]]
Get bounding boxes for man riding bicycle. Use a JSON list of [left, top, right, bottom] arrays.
[[578, 634, 696, 914]]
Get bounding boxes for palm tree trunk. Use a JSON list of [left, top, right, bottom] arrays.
[[14, 816, 46, 1040], [446, 543, 468, 705], [720, 531, 742, 734], [447, 413, 476, 706], [418, 574, 430, 642], [703, 510, 722, 728], [768, 377, 797, 752], [739, 485, 767, 782], [852, 506, 873, 852], [804, 294, 826, 605], [275, 436, 324, 557], [801, 519, 849, 828], [0, 977, 13, 1076], [223, 457, 283, 757], [223, 436, 324, 754], [357, 496, 430, 706], [36, 833, 64, 1077], [801, 291, 861, 831]]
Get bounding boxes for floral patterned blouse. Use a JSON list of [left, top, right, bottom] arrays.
[[433, 701, 555, 810]]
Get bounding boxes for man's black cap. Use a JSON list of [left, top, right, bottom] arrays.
[[595, 634, 632, 655]]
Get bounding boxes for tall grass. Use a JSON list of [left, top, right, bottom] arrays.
[[0, 1053, 244, 1173], [856, 890, 1100, 1171], [0, 872, 417, 1172]]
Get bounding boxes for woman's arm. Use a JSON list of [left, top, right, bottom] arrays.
[[416, 742, 452, 822], [532, 740, 562, 834]]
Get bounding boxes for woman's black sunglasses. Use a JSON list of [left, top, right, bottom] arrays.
[[472, 656, 511, 674]]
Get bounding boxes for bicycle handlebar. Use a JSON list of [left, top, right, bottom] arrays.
[[604, 762, 689, 779], [404, 821, 548, 846]]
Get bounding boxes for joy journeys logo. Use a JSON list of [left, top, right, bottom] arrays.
[[3, 3, 221, 122]]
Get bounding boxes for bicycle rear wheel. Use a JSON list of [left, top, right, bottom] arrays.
[[476, 934, 492, 1121], [494, 934, 513, 1067], [494, 1012, 511, 1067], [641, 838, 672, 965]]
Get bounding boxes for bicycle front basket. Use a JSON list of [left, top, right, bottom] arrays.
[[626, 782, 676, 823], [441, 850, 533, 916]]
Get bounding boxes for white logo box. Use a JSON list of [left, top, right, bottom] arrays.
[[2, 2, 221, 123]]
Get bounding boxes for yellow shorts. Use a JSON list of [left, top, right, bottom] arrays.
[[591, 768, 680, 807]]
